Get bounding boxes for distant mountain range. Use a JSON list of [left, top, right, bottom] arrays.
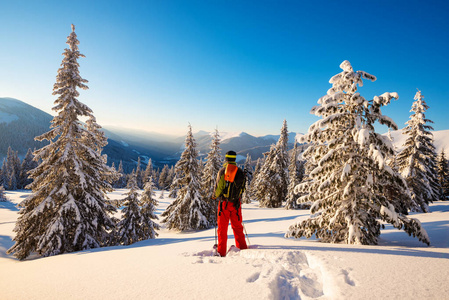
[[0, 98, 302, 171], [2, 97, 447, 172]]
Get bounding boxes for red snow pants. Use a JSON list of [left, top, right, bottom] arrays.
[[217, 200, 248, 257]]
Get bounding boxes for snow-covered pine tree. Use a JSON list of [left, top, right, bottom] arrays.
[[164, 165, 175, 189], [437, 149, 449, 200], [243, 153, 253, 181], [4, 146, 20, 190], [143, 158, 153, 185], [0, 159, 6, 187], [168, 167, 181, 198], [161, 125, 211, 231], [159, 165, 169, 190], [115, 160, 126, 188], [116, 173, 143, 245], [285, 143, 302, 210], [140, 175, 160, 239], [248, 157, 263, 201], [397, 90, 439, 212], [286, 60, 430, 246], [8, 169, 18, 191], [241, 153, 253, 204], [253, 119, 289, 208], [251, 158, 263, 183], [7, 25, 117, 260], [159, 189, 165, 199], [152, 168, 160, 189], [201, 128, 223, 223], [135, 157, 143, 189], [0, 185, 7, 202], [19, 148, 37, 189]]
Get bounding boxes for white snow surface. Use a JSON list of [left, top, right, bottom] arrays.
[[1, 190, 449, 300]]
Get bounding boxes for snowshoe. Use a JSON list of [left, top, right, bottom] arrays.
[[226, 245, 240, 256], [212, 244, 220, 257]]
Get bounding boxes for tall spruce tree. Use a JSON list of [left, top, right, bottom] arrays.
[[115, 160, 126, 188], [0, 158, 6, 187], [117, 173, 143, 245], [249, 157, 263, 200], [140, 176, 160, 239], [143, 158, 153, 185], [159, 165, 170, 190], [397, 90, 439, 212], [286, 60, 429, 246], [437, 149, 449, 200], [19, 148, 38, 189], [241, 153, 253, 204], [135, 157, 143, 189], [0, 185, 7, 202], [253, 120, 289, 208], [201, 128, 222, 222], [161, 125, 211, 231], [7, 25, 117, 260], [4, 147, 20, 190], [285, 143, 302, 210]]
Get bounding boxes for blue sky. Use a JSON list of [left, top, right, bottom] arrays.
[[0, 0, 448, 136]]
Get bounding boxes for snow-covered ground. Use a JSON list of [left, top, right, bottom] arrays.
[[1, 190, 448, 300]]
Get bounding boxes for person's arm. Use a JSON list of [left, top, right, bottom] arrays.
[[214, 169, 226, 199]]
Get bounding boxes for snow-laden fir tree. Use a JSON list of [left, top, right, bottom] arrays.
[[143, 158, 153, 185], [165, 165, 176, 189], [437, 149, 449, 200], [7, 25, 117, 260], [117, 173, 143, 245], [19, 148, 37, 189], [286, 60, 430, 246], [140, 175, 160, 239], [0, 185, 7, 202], [161, 125, 211, 231], [159, 165, 170, 190], [248, 157, 263, 201], [285, 143, 303, 210], [397, 90, 439, 212], [253, 119, 289, 208], [135, 157, 143, 189], [201, 128, 223, 222], [241, 153, 253, 204], [0, 159, 6, 187], [168, 168, 181, 198], [142, 175, 158, 207], [3, 146, 20, 190], [114, 160, 127, 188]]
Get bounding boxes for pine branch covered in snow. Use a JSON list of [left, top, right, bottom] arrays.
[[7, 25, 117, 260], [286, 61, 430, 246]]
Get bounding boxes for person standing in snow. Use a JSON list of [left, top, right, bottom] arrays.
[[213, 150, 248, 257]]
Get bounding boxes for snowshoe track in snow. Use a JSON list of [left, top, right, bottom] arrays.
[[189, 247, 332, 299], [241, 250, 324, 299]]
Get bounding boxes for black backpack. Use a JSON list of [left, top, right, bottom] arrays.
[[223, 164, 246, 205]]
